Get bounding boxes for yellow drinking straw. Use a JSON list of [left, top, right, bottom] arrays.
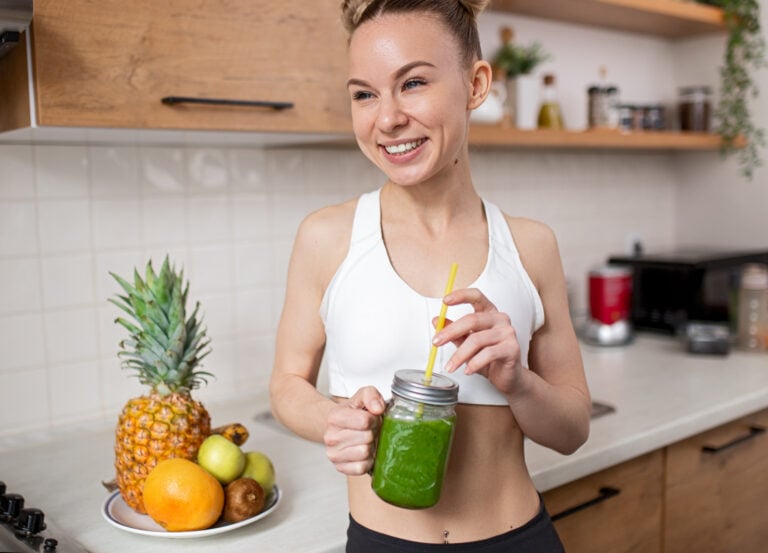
[[423, 262, 459, 385]]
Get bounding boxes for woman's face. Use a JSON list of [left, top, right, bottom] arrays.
[[347, 12, 486, 186]]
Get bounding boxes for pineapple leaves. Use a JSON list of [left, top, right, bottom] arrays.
[[109, 256, 213, 394]]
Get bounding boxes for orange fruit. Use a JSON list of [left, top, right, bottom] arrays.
[[142, 458, 224, 531]]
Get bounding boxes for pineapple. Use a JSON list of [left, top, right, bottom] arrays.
[[110, 256, 212, 514]]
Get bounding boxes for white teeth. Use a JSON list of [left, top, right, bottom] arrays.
[[384, 139, 424, 155]]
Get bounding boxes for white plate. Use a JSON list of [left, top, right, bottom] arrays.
[[101, 485, 281, 539]]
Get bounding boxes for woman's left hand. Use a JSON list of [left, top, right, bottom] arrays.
[[432, 288, 528, 398]]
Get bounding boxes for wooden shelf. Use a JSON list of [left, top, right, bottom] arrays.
[[468, 126, 728, 150], [489, 0, 725, 38]]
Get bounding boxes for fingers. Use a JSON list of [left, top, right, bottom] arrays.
[[433, 310, 512, 348], [443, 287, 498, 313], [324, 386, 385, 476], [444, 324, 520, 373]]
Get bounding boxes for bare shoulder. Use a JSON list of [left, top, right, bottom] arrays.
[[291, 197, 358, 291], [503, 214, 562, 289]]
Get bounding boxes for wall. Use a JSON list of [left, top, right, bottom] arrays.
[[673, 1, 768, 249], [0, 144, 677, 437], [3, 4, 765, 438]]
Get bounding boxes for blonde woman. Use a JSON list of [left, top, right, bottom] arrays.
[[270, 1, 591, 550]]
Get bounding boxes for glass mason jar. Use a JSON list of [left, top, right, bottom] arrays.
[[678, 86, 712, 132], [371, 370, 459, 509]]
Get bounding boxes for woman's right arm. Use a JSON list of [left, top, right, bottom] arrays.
[[269, 203, 385, 474]]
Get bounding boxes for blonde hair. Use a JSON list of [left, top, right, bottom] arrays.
[[340, 0, 490, 67]]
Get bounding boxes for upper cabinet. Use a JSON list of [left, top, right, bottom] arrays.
[[489, 0, 725, 38], [0, 0, 351, 135]]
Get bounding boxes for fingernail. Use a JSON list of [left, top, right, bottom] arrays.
[[432, 334, 442, 345], [443, 294, 453, 303], [443, 360, 454, 372]]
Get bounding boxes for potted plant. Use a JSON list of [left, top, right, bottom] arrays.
[[492, 26, 550, 129], [699, 0, 766, 179]]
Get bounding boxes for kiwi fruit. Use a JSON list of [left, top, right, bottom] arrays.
[[223, 477, 266, 522]]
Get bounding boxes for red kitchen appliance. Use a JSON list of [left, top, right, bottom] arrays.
[[581, 265, 633, 346]]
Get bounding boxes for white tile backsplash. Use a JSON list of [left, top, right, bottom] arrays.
[[37, 200, 92, 254], [0, 202, 38, 256], [0, 257, 42, 315], [34, 145, 89, 199], [44, 307, 100, 365], [91, 198, 142, 250], [0, 144, 35, 200], [90, 146, 140, 197], [0, 368, 50, 431], [0, 314, 46, 371], [0, 141, 686, 437], [40, 253, 96, 309]]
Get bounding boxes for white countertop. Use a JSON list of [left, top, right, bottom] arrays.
[[1, 335, 767, 552]]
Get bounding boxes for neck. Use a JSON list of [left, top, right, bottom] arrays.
[[380, 160, 482, 234]]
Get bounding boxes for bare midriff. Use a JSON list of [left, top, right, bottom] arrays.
[[348, 403, 541, 544]]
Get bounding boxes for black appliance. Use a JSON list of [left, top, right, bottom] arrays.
[[0, 480, 91, 553], [607, 248, 768, 334]]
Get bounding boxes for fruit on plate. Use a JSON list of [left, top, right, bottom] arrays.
[[222, 477, 266, 523], [211, 422, 250, 446], [143, 458, 224, 532], [110, 257, 213, 514], [241, 451, 276, 496], [197, 434, 246, 485]]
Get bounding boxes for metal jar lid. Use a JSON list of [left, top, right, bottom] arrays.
[[391, 370, 458, 406]]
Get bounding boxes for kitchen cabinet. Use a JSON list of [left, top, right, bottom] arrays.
[[664, 408, 768, 553], [0, 0, 351, 135], [543, 451, 663, 553]]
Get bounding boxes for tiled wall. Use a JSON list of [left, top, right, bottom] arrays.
[[0, 143, 677, 437]]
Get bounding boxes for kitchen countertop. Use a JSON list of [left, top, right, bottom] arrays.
[[1, 335, 767, 552]]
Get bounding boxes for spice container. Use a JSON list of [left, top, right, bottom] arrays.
[[737, 263, 768, 351], [371, 370, 458, 509], [678, 86, 712, 131]]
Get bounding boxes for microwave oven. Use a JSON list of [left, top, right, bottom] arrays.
[[607, 248, 768, 334]]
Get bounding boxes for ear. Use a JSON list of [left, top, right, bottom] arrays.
[[467, 60, 493, 111]]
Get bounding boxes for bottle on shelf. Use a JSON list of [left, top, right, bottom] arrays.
[[737, 263, 768, 351], [538, 73, 564, 130], [587, 66, 620, 130]]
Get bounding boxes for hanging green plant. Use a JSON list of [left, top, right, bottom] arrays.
[[705, 0, 767, 179]]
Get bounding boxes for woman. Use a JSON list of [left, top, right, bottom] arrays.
[[270, 0, 591, 550]]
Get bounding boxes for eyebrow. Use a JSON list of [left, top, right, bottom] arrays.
[[347, 60, 437, 88]]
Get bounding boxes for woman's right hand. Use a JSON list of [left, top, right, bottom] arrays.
[[323, 386, 386, 476]]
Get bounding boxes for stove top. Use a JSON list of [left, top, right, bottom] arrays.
[[0, 481, 91, 553]]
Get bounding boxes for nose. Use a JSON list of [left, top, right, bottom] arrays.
[[376, 95, 408, 133]]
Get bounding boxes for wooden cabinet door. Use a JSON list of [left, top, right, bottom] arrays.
[[543, 451, 663, 553], [28, 0, 351, 133], [665, 409, 768, 553]]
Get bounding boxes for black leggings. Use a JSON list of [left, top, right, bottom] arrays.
[[346, 497, 565, 552]]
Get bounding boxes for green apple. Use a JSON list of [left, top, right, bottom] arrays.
[[241, 451, 276, 496], [197, 434, 246, 484]]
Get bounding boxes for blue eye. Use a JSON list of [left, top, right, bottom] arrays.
[[403, 79, 426, 90], [352, 90, 374, 101]]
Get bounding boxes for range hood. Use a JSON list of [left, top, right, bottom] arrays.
[[0, 0, 32, 58]]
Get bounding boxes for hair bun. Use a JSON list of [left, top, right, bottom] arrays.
[[458, 0, 490, 19], [341, 0, 372, 33]]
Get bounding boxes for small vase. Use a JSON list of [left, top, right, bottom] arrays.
[[506, 74, 539, 130]]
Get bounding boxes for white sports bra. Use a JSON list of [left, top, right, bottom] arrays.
[[319, 189, 545, 405]]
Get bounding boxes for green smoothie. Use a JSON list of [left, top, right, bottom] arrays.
[[371, 414, 456, 509]]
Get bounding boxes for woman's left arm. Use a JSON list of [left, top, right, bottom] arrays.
[[435, 219, 591, 454]]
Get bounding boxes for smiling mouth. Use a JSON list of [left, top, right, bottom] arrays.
[[382, 139, 426, 155]]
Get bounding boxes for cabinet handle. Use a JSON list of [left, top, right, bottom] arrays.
[[550, 487, 620, 522], [161, 96, 294, 110], [701, 425, 766, 454]]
